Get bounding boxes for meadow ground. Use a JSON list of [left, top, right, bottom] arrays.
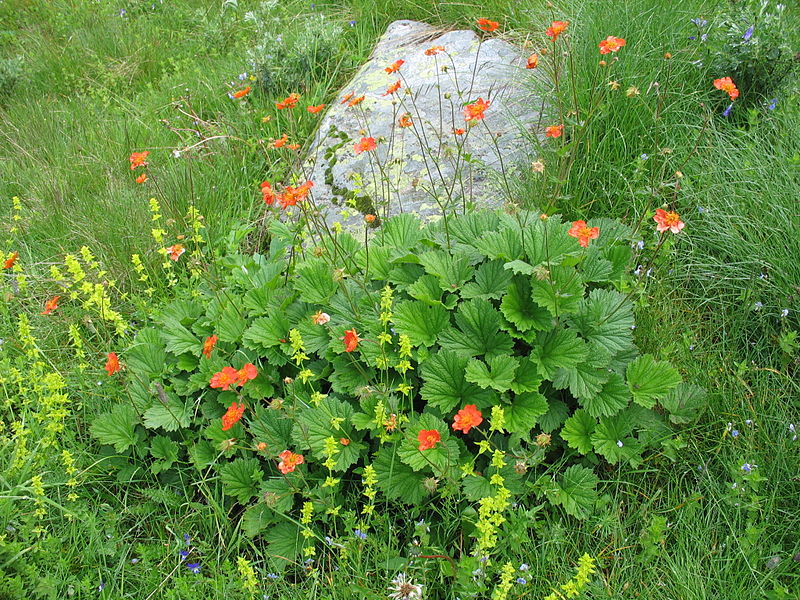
[[0, 0, 798, 598]]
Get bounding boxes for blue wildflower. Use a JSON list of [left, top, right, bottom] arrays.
[[349, 20, 356, 27], [354, 529, 368, 540], [180, 549, 190, 560], [519, 563, 530, 571], [118, 8, 126, 17], [690, 18, 708, 27], [700, 33, 708, 42], [731, 430, 739, 438], [781, 309, 789, 317], [768, 98, 778, 110], [516, 578, 528, 585], [267, 573, 280, 580], [741, 463, 756, 473], [187, 562, 201, 574], [98, 581, 105, 592], [743, 25, 754, 41], [723, 103, 733, 117], [754, 302, 763, 310], [184, 533, 191, 544]]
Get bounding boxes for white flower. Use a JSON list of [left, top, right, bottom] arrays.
[[388, 573, 423, 600]]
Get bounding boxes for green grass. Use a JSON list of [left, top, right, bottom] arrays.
[[1, 0, 799, 597]]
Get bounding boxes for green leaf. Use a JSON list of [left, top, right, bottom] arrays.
[[626, 354, 682, 408], [461, 260, 512, 300], [293, 397, 363, 471], [373, 448, 426, 505], [661, 383, 707, 424], [420, 349, 493, 412], [379, 213, 423, 252], [568, 289, 634, 356], [591, 413, 641, 464], [504, 392, 549, 434], [188, 440, 217, 470], [461, 473, 493, 501], [438, 298, 514, 360], [419, 249, 474, 291], [530, 266, 584, 316], [561, 409, 596, 454], [242, 504, 276, 538], [142, 394, 191, 432], [501, 276, 552, 333], [393, 300, 450, 347], [580, 248, 613, 282], [149, 436, 179, 474], [581, 372, 631, 418], [510, 358, 543, 394], [90, 404, 139, 452], [219, 457, 263, 503], [524, 215, 580, 267], [161, 323, 200, 357], [407, 274, 446, 305], [126, 328, 167, 378], [216, 302, 247, 343], [328, 356, 375, 396], [294, 259, 336, 305], [243, 314, 291, 351], [397, 413, 460, 476], [503, 260, 535, 275], [265, 522, 302, 570], [549, 465, 598, 519], [531, 327, 587, 379], [474, 227, 523, 261], [552, 353, 610, 401], [450, 211, 501, 249], [249, 405, 294, 450], [539, 399, 569, 433], [259, 478, 297, 513], [465, 355, 519, 392]]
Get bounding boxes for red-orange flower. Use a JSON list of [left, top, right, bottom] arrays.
[[463, 97, 491, 122], [354, 137, 377, 154], [453, 128, 465, 135], [398, 113, 413, 128], [653, 208, 685, 234], [221, 402, 245, 431], [452, 404, 483, 434], [210, 366, 239, 391], [599, 36, 626, 54], [425, 45, 445, 56], [235, 363, 258, 386], [347, 95, 365, 107], [545, 124, 564, 138], [135, 173, 148, 184], [129, 151, 149, 170], [166, 243, 185, 261], [272, 133, 289, 148], [278, 180, 314, 209], [202, 335, 218, 358], [339, 438, 350, 446], [342, 328, 360, 352], [231, 86, 251, 99], [526, 53, 539, 69], [417, 429, 441, 451], [385, 59, 405, 74], [713, 77, 739, 101], [364, 214, 376, 224], [382, 80, 401, 96], [307, 104, 325, 114], [277, 450, 304, 474], [546, 20, 569, 41], [3, 251, 18, 270], [476, 18, 499, 32], [276, 92, 300, 110], [105, 352, 121, 376], [340, 92, 354, 105], [261, 180, 276, 205], [568, 220, 600, 248], [42, 296, 60, 315], [286, 143, 300, 151]]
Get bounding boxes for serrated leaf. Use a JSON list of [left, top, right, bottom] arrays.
[[561, 409, 596, 454], [294, 258, 338, 304], [503, 260, 535, 275], [293, 397, 363, 471], [219, 457, 263, 503], [90, 404, 139, 452], [126, 328, 167, 378], [462, 473, 493, 501], [510, 358, 543, 394], [552, 349, 610, 401], [580, 248, 613, 282], [249, 405, 294, 451], [407, 274, 446, 305], [328, 356, 375, 395], [397, 413, 459, 475], [393, 300, 450, 347], [149, 435, 178, 474], [143, 395, 191, 432], [242, 504, 276, 538], [450, 211, 501, 249], [465, 355, 519, 392], [501, 276, 552, 333], [549, 465, 598, 519], [373, 448, 426, 505], [379, 213, 423, 251], [188, 440, 217, 470], [504, 392, 549, 434], [531, 327, 587, 379], [568, 289, 634, 356], [661, 383, 707, 424], [243, 314, 291, 351], [530, 266, 584, 316], [216, 302, 247, 343], [539, 399, 569, 433], [461, 260, 512, 300], [259, 478, 297, 513], [474, 227, 523, 260], [265, 521, 302, 570], [438, 298, 514, 360], [591, 413, 641, 464], [581, 372, 630, 418], [420, 349, 493, 412], [161, 323, 200, 357], [418, 249, 474, 291], [626, 354, 682, 408], [524, 215, 579, 267]]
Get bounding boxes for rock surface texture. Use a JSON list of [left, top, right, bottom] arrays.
[[303, 20, 543, 231]]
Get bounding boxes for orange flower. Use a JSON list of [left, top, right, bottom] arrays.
[[202, 334, 218, 358], [567, 220, 600, 248], [271, 133, 289, 148], [231, 86, 251, 99], [276, 92, 300, 110], [463, 97, 491, 122], [135, 173, 148, 184], [221, 401, 245, 431], [311, 311, 331, 325], [354, 137, 377, 154], [526, 53, 539, 69], [129, 151, 149, 170], [398, 113, 413, 128], [286, 143, 300, 151], [417, 429, 441, 451], [166, 243, 185, 261], [256, 442, 268, 451], [260, 180, 276, 205], [348, 95, 365, 107], [476, 18, 499, 32], [235, 363, 258, 385], [382, 80, 401, 96], [210, 366, 239, 391], [307, 104, 325, 114], [453, 128, 465, 135], [3, 251, 18, 270], [545, 124, 564, 138], [546, 20, 569, 41], [278, 180, 314, 209], [340, 92, 354, 104], [425, 45, 445, 56], [42, 296, 60, 315], [599, 36, 626, 54], [277, 450, 305, 474], [653, 208, 685, 234], [713, 77, 739, 101], [364, 214, 376, 223], [105, 352, 121, 376], [339, 437, 350, 446], [452, 404, 483, 434], [385, 59, 405, 74], [342, 328, 360, 352]]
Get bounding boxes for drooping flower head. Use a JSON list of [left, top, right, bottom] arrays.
[[526, 53, 539, 69], [105, 352, 121, 376], [382, 80, 401, 96], [235, 363, 258, 386], [347, 95, 365, 107], [567, 220, 600, 248], [231, 86, 251, 99], [277, 450, 305, 474], [545, 124, 564, 138], [398, 113, 413, 128], [272, 133, 289, 148], [463, 97, 491, 123], [135, 173, 148, 184], [221, 402, 245, 431], [713, 77, 739, 101], [476, 18, 499, 32], [42, 296, 61, 315], [166, 244, 185, 261], [653, 208, 685, 234], [129, 151, 149, 170], [202, 335, 218, 358], [424, 46, 445, 56], [260, 181, 276, 205], [354, 137, 377, 154], [307, 104, 325, 114], [278, 181, 314, 209], [342, 328, 360, 352], [546, 21, 569, 41], [598, 36, 626, 54], [3, 251, 19, 270], [417, 429, 441, 451], [385, 59, 405, 74], [452, 405, 483, 434], [276, 92, 300, 110]]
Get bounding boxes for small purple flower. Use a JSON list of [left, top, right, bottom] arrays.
[[690, 18, 708, 27], [516, 578, 528, 585], [754, 302, 763, 310], [98, 581, 105, 592], [184, 533, 191, 544], [743, 25, 754, 41], [745, 419, 753, 426], [741, 463, 756, 473], [731, 430, 739, 438], [180, 549, 190, 560], [267, 573, 280, 580], [118, 8, 126, 17], [723, 103, 734, 117], [519, 563, 530, 571], [768, 98, 778, 110], [698, 206, 706, 213], [348, 20, 356, 27], [187, 562, 201, 574], [354, 529, 367, 540], [635, 240, 645, 250], [700, 33, 708, 42]]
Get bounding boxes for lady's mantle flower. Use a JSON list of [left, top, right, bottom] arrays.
[[417, 429, 441, 451], [105, 352, 121, 376], [568, 220, 600, 248], [452, 404, 483, 434], [713, 77, 739, 101], [388, 572, 423, 600], [221, 402, 246, 431], [546, 21, 569, 41], [598, 36, 626, 54], [277, 450, 304, 474], [653, 208, 685, 234]]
